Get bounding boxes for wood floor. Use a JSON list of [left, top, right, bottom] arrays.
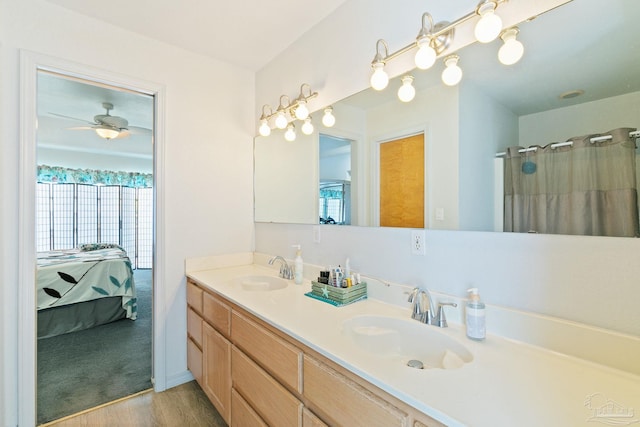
[[42, 381, 227, 427]]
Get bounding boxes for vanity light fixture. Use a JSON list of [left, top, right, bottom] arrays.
[[370, 39, 390, 91], [441, 55, 463, 86], [257, 84, 319, 139], [322, 106, 336, 127], [258, 104, 273, 137], [284, 123, 296, 141], [498, 27, 524, 65], [301, 117, 314, 135], [369, 0, 515, 96], [475, 1, 503, 43], [397, 75, 416, 102]]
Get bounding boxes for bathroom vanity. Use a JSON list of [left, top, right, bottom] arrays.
[[186, 255, 640, 426]]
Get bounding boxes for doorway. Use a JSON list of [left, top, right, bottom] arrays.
[[18, 51, 166, 427], [35, 71, 155, 423]]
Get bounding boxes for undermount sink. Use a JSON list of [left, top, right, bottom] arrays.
[[342, 315, 473, 370], [228, 275, 288, 291]]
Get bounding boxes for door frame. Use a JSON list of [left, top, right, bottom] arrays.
[[18, 50, 167, 426]]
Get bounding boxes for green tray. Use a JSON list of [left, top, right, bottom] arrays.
[[304, 291, 368, 307]]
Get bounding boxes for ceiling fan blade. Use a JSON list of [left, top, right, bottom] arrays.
[[67, 126, 94, 131], [48, 112, 95, 125], [115, 129, 131, 139], [127, 126, 152, 135]]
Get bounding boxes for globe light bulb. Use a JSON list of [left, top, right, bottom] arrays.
[[475, 3, 502, 43], [284, 124, 296, 142], [414, 39, 436, 70], [258, 119, 271, 137], [274, 111, 288, 129], [322, 107, 335, 127], [301, 117, 314, 135], [441, 55, 462, 86], [397, 76, 416, 103], [370, 62, 389, 91], [498, 28, 524, 65], [294, 100, 309, 120]]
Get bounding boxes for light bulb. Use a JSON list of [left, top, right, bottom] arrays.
[[301, 117, 314, 135], [414, 39, 436, 70], [258, 119, 271, 137], [370, 62, 389, 91], [294, 100, 309, 120], [284, 124, 296, 141], [95, 127, 119, 140], [274, 111, 288, 129], [475, 3, 502, 43], [441, 55, 462, 86], [498, 28, 524, 65], [397, 76, 416, 103], [322, 107, 335, 127]]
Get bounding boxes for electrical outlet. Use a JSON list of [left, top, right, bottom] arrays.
[[411, 230, 426, 255]]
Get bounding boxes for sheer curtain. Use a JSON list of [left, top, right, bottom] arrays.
[[504, 127, 639, 237]]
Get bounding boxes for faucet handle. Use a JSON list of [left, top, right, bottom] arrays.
[[435, 302, 457, 328]]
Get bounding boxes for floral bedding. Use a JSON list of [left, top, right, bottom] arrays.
[[37, 246, 137, 320]]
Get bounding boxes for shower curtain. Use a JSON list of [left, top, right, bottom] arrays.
[[504, 127, 639, 237]]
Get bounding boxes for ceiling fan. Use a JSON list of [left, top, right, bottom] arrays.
[[50, 102, 150, 140]]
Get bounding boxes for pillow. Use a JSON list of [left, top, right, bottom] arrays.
[[79, 243, 125, 252]]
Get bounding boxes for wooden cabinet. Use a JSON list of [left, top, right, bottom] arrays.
[[186, 278, 445, 427], [202, 321, 231, 424]]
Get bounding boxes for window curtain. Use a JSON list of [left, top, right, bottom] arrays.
[[38, 165, 152, 188], [504, 127, 639, 237]]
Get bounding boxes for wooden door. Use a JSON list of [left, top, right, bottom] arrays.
[[379, 134, 424, 228], [202, 322, 231, 423]]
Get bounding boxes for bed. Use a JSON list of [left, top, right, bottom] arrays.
[[37, 243, 137, 338]]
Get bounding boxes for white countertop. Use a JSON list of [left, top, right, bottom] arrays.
[[187, 264, 640, 427]]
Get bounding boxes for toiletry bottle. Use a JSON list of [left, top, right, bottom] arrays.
[[466, 288, 486, 341], [292, 245, 303, 285]]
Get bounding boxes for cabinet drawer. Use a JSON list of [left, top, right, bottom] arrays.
[[231, 311, 302, 393], [302, 407, 328, 427], [186, 280, 203, 313], [187, 307, 203, 347], [187, 337, 203, 385], [231, 388, 268, 427], [232, 346, 302, 427], [203, 291, 231, 338], [303, 355, 407, 427]]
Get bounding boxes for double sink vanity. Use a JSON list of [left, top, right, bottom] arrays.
[[185, 253, 640, 426]]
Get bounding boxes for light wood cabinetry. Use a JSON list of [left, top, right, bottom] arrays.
[[186, 278, 445, 427]]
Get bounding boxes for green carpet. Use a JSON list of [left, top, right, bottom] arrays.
[[37, 269, 153, 424]]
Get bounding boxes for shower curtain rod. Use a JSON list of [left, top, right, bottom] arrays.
[[495, 130, 640, 157]]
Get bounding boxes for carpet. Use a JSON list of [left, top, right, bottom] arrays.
[[37, 269, 153, 425]]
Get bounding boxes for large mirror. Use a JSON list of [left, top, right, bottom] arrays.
[[254, 0, 640, 236]]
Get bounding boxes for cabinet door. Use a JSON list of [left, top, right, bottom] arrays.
[[231, 388, 268, 427], [203, 322, 231, 424], [187, 337, 203, 385]]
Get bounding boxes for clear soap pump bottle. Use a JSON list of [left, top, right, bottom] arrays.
[[466, 288, 486, 341], [292, 244, 303, 285]]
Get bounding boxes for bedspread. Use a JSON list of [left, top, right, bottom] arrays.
[[37, 246, 137, 320]]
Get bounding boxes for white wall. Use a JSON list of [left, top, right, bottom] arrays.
[[255, 0, 640, 347], [1, 0, 255, 424], [519, 91, 640, 145]]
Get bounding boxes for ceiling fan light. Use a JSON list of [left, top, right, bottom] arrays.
[[95, 126, 120, 140]]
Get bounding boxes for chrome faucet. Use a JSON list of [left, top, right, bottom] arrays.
[[407, 287, 457, 328], [268, 255, 293, 280]]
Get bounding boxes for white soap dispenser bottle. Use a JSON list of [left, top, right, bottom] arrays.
[[466, 288, 486, 341], [292, 244, 303, 285]]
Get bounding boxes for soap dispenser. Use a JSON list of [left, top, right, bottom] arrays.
[[466, 288, 486, 341], [292, 245, 303, 285]]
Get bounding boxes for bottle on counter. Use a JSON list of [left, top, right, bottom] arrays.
[[465, 288, 486, 341], [293, 244, 303, 285]]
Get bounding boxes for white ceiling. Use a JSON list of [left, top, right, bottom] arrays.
[[44, 0, 350, 71]]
